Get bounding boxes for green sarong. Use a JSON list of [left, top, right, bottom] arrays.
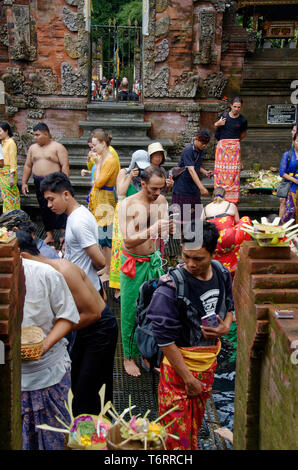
[[120, 249, 164, 359]]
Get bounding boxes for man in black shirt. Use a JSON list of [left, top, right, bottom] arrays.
[[147, 221, 233, 450], [172, 129, 213, 225], [214, 97, 248, 204]]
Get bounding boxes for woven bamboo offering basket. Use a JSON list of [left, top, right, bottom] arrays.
[[21, 326, 44, 361]]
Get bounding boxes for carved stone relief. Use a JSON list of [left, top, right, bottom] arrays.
[[156, 0, 168, 13], [10, 5, 37, 61], [202, 72, 229, 99], [154, 39, 169, 63], [2, 67, 24, 95], [155, 14, 170, 37], [29, 69, 59, 95], [62, 6, 78, 32], [61, 62, 88, 96], [66, 0, 80, 5], [64, 33, 80, 59], [27, 109, 45, 119], [0, 23, 8, 47], [195, 10, 216, 65]]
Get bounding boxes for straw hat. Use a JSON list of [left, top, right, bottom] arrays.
[[147, 142, 167, 164]]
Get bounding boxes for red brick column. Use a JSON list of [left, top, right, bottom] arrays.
[[0, 239, 25, 450], [233, 241, 298, 450]]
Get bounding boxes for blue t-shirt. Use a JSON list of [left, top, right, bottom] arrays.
[[172, 143, 204, 196]]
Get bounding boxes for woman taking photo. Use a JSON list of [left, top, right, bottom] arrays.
[[280, 131, 298, 224], [0, 121, 20, 213]]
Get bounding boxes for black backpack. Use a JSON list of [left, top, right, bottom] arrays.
[[129, 261, 228, 370]]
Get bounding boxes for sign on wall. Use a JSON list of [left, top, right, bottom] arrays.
[[267, 104, 297, 125]]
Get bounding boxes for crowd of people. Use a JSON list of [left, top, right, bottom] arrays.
[[0, 95, 297, 451], [91, 76, 141, 102]]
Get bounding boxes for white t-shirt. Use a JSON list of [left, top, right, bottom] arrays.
[[21, 259, 80, 391], [64, 205, 100, 291]]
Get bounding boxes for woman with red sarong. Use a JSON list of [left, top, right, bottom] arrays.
[[214, 97, 248, 204], [202, 187, 251, 276]]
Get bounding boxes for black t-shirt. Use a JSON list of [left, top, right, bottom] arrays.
[[217, 113, 248, 140], [172, 143, 204, 196], [181, 267, 222, 319]]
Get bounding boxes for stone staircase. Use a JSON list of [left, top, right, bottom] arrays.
[[13, 101, 279, 217]]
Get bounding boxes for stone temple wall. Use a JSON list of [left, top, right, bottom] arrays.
[[142, 0, 250, 161], [0, 0, 90, 156]]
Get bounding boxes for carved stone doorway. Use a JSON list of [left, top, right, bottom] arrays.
[[91, 24, 143, 103]]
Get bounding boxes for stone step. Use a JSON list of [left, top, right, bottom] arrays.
[[78, 120, 152, 138], [87, 102, 146, 121]]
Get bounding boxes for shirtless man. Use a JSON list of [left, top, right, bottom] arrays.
[[21, 122, 69, 245], [118, 165, 175, 376]]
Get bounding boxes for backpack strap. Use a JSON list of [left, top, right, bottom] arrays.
[[168, 266, 192, 307]]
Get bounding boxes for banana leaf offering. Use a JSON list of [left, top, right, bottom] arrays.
[[240, 217, 298, 246]]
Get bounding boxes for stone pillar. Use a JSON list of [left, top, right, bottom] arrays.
[[233, 241, 298, 450], [0, 239, 25, 450]]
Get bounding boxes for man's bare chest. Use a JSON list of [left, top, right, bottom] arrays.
[[31, 147, 59, 164]]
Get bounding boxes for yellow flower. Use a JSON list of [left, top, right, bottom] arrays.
[[148, 423, 161, 434], [81, 435, 92, 446]]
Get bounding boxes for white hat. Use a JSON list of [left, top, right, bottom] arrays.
[[126, 150, 150, 173], [148, 142, 167, 163]]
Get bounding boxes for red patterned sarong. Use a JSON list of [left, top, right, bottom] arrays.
[[158, 344, 220, 450], [214, 139, 241, 203]]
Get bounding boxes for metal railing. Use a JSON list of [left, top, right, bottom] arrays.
[[91, 23, 143, 103]]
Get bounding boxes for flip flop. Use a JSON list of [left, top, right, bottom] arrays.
[[140, 357, 150, 373]]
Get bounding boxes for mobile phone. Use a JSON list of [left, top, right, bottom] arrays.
[[201, 313, 218, 328], [169, 212, 180, 219], [222, 111, 228, 119], [274, 309, 294, 319]]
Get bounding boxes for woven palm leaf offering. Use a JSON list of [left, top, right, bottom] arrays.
[[0, 227, 16, 243], [21, 326, 44, 361], [240, 217, 298, 247], [106, 396, 179, 450], [36, 385, 112, 450]]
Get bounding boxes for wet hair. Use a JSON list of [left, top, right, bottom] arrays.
[[0, 121, 13, 137], [91, 128, 112, 147], [212, 186, 226, 203], [195, 129, 210, 144], [87, 134, 93, 144], [15, 230, 40, 256], [0, 209, 36, 233], [40, 172, 75, 196], [141, 165, 165, 183], [293, 132, 298, 141], [231, 97, 243, 105], [181, 221, 219, 255], [32, 122, 51, 134]]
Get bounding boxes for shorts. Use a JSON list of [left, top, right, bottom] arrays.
[[98, 224, 113, 248]]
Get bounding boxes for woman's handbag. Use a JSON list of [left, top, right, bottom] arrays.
[[276, 149, 296, 198], [276, 179, 291, 198]]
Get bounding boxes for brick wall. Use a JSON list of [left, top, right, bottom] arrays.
[[0, 238, 25, 450], [233, 241, 298, 450]]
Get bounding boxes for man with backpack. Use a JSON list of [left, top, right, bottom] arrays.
[[147, 221, 234, 450], [118, 165, 175, 377]]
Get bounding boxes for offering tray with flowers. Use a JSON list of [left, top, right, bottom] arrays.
[[240, 217, 298, 247], [244, 169, 282, 194], [0, 227, 16, 243], [106, 396, 179, 450], [36, 385, 112, 450]]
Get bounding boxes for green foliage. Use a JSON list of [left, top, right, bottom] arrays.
[[116, 2, 142, 26], [91, 0, 142, 26]]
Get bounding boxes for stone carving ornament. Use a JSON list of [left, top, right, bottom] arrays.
[[202, 72, 229, 99], [154, 39, 169, 62], [10, 5, 37, 61], [62, 6, 78, 32], [197, 10, 216, 65]]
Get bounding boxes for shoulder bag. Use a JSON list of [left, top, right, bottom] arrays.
[[171, 151, 201, 181], [276, 150, 295, 198]]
